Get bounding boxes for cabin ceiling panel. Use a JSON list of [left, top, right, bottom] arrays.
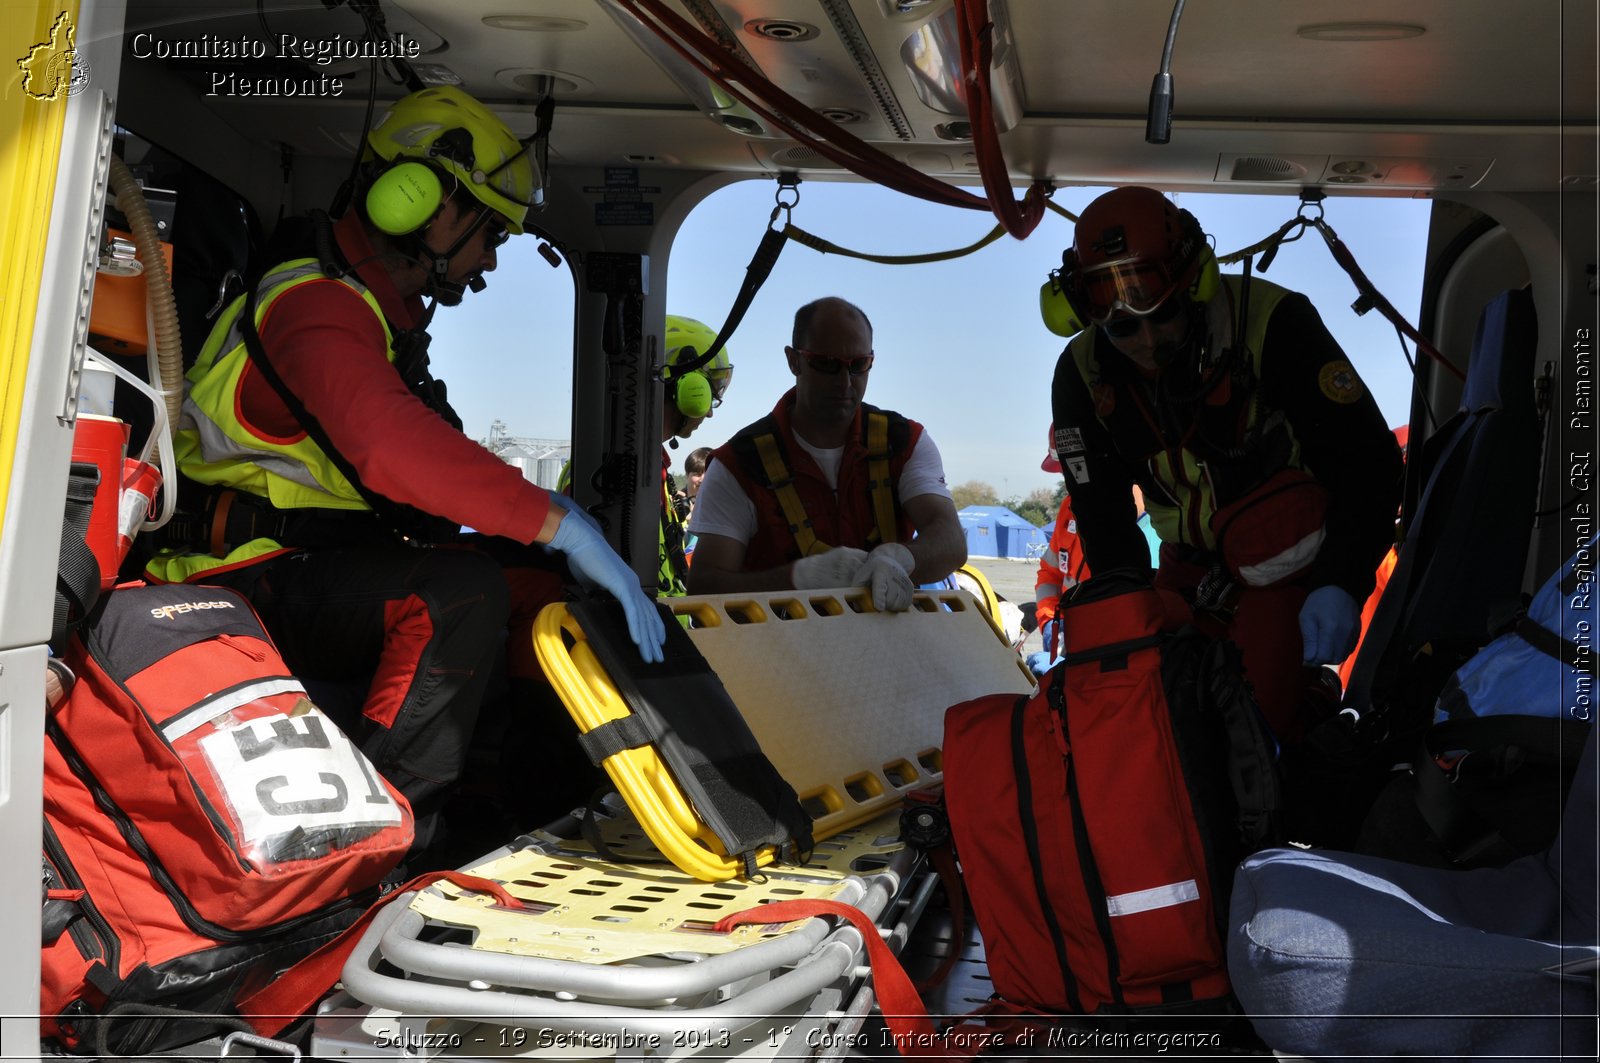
[[112, 0, 1597, 196]]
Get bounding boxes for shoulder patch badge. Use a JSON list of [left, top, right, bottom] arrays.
[[1318, 360, 1364, 404]]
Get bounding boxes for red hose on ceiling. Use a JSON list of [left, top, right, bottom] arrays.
[[953, 0, 1049, 239], [615, 0, 1051, 238]]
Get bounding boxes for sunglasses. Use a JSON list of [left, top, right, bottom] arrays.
[[1101, 295, 1184, 339], [453, 197, 511, 250], [477, 211, 511, 249], [792, 347, 874, 376]]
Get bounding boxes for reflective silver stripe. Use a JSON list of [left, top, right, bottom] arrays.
[[1238, 527, 1326, 587], [257, 260, 370, 299], [185, 406, 343, 494], [162, 678, 309, 742], [1105, 878, 1199, 917], [209, 262, 373, 362]]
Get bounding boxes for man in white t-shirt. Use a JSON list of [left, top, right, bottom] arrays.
[[687, 297, 966, 612]]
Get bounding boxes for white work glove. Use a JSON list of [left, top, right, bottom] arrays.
[[791, 547, 869, 590], [854, 543, 916, 613]]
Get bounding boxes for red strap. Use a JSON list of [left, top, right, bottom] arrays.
[[715, 900, 939, 1055], [46, 887, 86, 903], [239, 871, 521, 1037], [913, 844, 966, 995]]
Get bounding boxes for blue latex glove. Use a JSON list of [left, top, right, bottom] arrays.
[[548, 491, 605, 536], [1039, 618, 1059, 656], [1025, 650, 1059, 677], [549, 512, 666, 664], [1299, 585, 1360, 665]]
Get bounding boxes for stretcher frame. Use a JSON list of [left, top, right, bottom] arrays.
[[325, 807, 925, 1050], [533, 587, 1032, 880], [320, 586, 1027, 1056]]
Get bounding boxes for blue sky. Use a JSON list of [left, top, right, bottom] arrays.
[[430, 182, 1429, 500]]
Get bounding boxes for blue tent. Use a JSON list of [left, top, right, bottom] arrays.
[[958, 505, 1048, 559]]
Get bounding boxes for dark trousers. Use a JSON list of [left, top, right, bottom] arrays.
[[247, 545, 515, 850]]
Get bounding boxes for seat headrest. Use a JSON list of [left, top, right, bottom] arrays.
[[1461, 288, 1538, 412]]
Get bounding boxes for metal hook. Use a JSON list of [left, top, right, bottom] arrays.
[[1296, 186, 1326, 223], [771, 172, 801, 228]]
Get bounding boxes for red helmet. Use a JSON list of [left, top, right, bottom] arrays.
[[1064, 186, 1206, 325], [1041, 423, 1061, 473]]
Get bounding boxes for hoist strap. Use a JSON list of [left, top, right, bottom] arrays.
[[753, 433, 826, 558], [1044, 198, 1080, 223], [1223, 211, 1466, 384], [1218, 217, 1304, 267], [866, 412, 898, 549], [668, 224, 787, 380], [1312, 218, 1466, 382], [783, 221, 1008, 265]]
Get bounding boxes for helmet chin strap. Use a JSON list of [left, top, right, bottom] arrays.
[[417, 207, 496, 306]]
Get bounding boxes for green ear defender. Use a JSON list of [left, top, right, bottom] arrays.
[[672, 371, 713, 419], [366, 161, 445, 236], [1040, 269, 1088, 338], [1039, 240, 1222, 339]]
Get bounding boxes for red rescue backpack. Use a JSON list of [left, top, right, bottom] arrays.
[[42, 583, 412, 1052], [942, 576, 1280, 1018]]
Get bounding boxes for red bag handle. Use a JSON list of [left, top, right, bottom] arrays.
[[716, 900, 940, 1054]]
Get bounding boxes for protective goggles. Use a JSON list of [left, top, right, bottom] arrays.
[[1077, 258, 1185, 325], [1101, 294, 1184, 338], [707, 369, 733, 407], [792, 347, 874, 376]]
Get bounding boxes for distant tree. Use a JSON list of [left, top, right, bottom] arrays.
[[951, 480, 999, 510], [1005, 493, 1053, 528]]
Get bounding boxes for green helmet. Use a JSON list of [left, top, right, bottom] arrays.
[[665, 315, 733, 416], [367, 86, 538, 233]]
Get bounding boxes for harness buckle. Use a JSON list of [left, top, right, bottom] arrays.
[[1192, 560, 1240, 621]]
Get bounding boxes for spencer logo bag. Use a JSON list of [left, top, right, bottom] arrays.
[[42, 583, 412, 1051]]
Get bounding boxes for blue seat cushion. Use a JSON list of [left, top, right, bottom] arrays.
[[1229, 845, 1597, 1059]]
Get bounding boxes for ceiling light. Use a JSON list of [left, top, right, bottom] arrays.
[[411, 64, 462, 86], [1297, 22, 1426, 42], [745, 19, 820, 42], [482, 15, 587, 32], [494, 69, 590, 97]]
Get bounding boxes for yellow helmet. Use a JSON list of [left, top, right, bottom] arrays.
[[665, 315, 733, 419], [367, 86, 538, 233]]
